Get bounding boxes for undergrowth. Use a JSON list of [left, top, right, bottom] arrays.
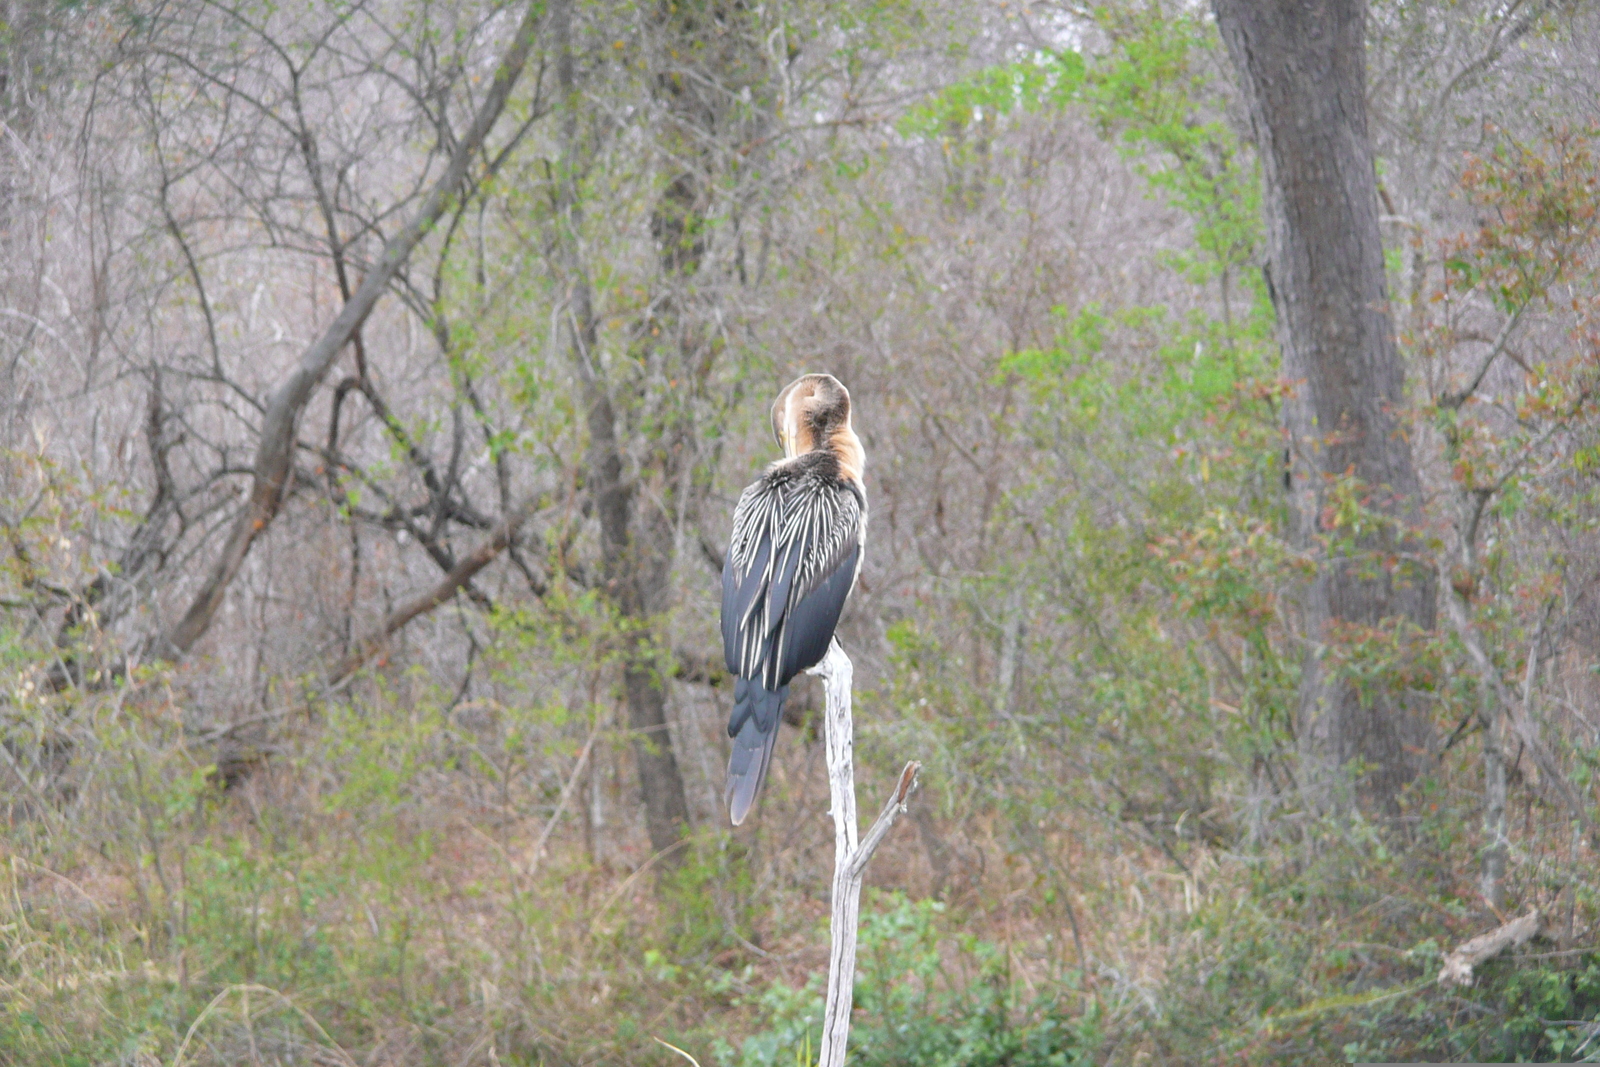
[[4, 677, 1596, 1067]]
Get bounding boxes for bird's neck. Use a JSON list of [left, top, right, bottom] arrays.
[[828, 423, 865, 487], [778, 426, 864, 487]]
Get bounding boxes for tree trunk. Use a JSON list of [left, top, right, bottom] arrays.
[[552, 204, 693, 863], [553, 0, 693, 863], [1213, 0, 1437, 810]]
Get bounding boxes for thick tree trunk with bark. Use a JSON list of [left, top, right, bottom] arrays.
[[1214, 0, 1437, 809], [555, 194, 694, 864], [548, 0, 774, 862], [553, 0, 693, 863]]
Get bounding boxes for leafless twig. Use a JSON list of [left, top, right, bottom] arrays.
[[327, 497, 538, 685]]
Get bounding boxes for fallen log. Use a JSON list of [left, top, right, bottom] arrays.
[[1438, 910, 1541, 988]]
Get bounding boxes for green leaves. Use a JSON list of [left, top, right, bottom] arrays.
[[1081, 12, 1261, 275], [895, 51, 1087, 141], [1446, 124, 1600, 313], [1153, 508, 1309, 628], [908, 9, 1263, 288], [731, 891, 1099, 1067]]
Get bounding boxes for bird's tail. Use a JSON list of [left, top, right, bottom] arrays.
[[726, 676, 787, 826]]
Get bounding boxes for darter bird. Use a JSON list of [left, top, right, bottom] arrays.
[[721, 373, 867, 825]]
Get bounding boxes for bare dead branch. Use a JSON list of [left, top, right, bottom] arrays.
[[327, 497, 537, 685], [806, 641, 920, 1067], [158, 0, 548, 660], [1438, 909, 1542, 988], [1438, 302, 1529, 410], [1443, 590, 1595, 842]]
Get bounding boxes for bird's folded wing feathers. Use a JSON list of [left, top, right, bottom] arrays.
[[722, 481, 781, 677], [722, 473, 864, 686], [777, 542, 860, 680], [785, 485, 863, 610]]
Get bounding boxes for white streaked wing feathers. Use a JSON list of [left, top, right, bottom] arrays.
[[726, 469, 863, 685]]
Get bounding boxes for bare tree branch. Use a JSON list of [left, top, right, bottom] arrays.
[[327, 496, 537, 686], [1443, 589, 1595, 844], [1438, 302, 1529, 410], [158, 0, 548, 660], [806, 641, 920, 1067], [1438, 910, 1542, 988]]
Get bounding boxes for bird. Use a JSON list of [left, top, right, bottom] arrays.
[[721, 373, 867, 825]]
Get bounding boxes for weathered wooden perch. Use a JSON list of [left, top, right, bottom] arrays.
[[1437, 909, 1541, 988], [807, 640, 920, 1067]]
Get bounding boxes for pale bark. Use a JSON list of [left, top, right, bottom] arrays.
[[807, 641, 920, 1067], [1437, 910, 1541, 988], [994, 584, 1024, 720], [1443, 591, 1595, 847], [1479, 692, 1509, 909]]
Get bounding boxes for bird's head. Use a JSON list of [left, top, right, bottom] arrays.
[[771, 373, 853, 459]]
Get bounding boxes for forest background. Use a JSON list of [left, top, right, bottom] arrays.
[[4, 0, 1600, 1062]]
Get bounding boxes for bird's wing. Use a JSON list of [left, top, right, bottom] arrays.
[[722, 474, 864, 687], [771, 480, 864, 684], [777, 541, 860, 682], [786, 480, 864, 611], [722, 478, 784, 678]]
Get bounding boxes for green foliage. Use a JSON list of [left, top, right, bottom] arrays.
[[1446, 124, 1600, 312], [3, 676, 664, 1064], [970, 28, 1290, 824], [8, 6, 1600, 1067], [1078, 9, 1262, 289], [725, 892, 1099, 1067], [904, 6, 1263, 291], [1003, 302, 1276, 448], [1076, 781, 1600, 1065], [654, 828, 762, 963], [896, 52, 1087, 139]]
